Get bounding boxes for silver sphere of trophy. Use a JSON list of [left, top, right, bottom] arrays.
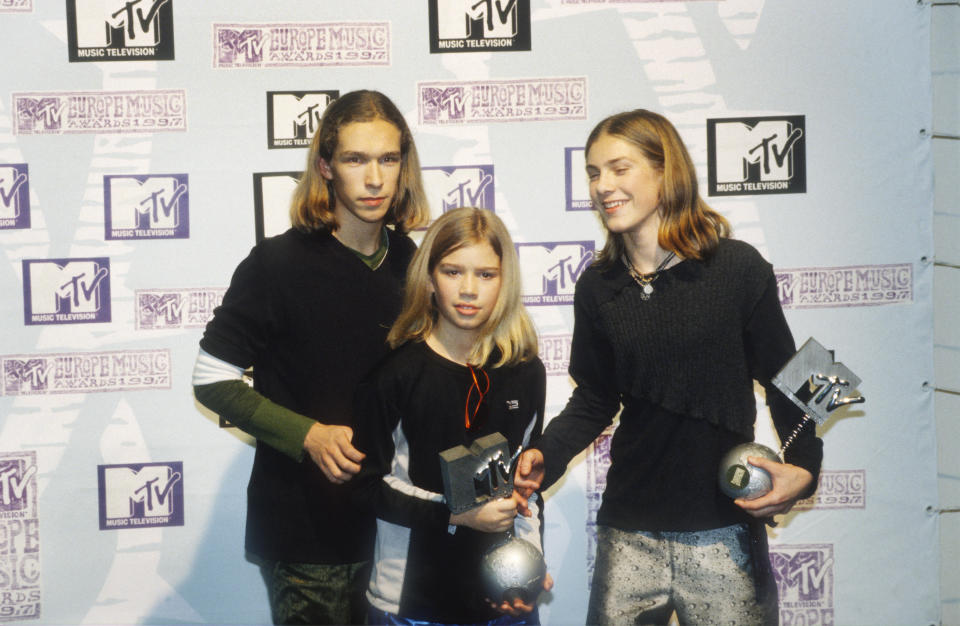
[[480, 537, 546, 605], [718, 442, 781, 500]]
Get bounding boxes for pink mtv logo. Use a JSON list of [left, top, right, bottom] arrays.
[[217, 28, 264, 64], [15, 97, 64, 132]]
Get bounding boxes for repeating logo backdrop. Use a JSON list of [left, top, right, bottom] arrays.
[[0, 2, 936, 625]]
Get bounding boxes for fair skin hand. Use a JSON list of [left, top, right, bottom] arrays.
[[512, 449, 545, 518], [487, 574, 555, 616], [302, 422, 365, 484], [449, 497, 517, 533], [735, 456, 814, 518]]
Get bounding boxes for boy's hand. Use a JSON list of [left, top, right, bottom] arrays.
[[450, 497, 517, 533], [303, 423, 365, 484], [488, 573, 554, 616], [735, 456, 814, 519], [513, 449, 545, 517]]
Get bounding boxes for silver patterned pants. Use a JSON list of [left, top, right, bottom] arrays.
[[586, 524, 778, 626]]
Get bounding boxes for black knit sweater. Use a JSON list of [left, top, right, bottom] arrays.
[[534, 238, 823, 531]]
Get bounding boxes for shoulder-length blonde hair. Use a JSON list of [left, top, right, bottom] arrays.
[[388, 207, 538, 368], [586, 109, 730, 267], [290, 90, 430, 234]]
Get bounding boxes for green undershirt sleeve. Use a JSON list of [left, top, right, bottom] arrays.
[[193, 379, 314, 462]]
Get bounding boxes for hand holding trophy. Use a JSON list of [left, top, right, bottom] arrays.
[[439, 433, 547, 607], [719, 338, 866, 500]]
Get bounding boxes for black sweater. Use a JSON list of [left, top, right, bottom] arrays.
[[534, 238, 823, 531], [200, 227, 416, 563], [352, 341, 546, 623]]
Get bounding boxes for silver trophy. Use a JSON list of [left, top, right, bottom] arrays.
[[719, 337, 865, 500], [439, 433, 546, 604]]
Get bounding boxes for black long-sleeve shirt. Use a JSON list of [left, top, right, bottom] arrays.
[[534, 238, 823, 532]]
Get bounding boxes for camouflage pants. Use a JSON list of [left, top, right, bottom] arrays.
[[260, 559, 371, 625], [586, 524, 778, 626]]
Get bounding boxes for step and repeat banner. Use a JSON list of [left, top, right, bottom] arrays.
[[0, 1, 936, 624]]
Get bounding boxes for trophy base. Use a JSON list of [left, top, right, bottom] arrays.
[[718, 442, 781, 500]]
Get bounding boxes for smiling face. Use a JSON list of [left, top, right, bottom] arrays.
[[319, 118, 403, 231], [585, 132, 664, 239], [429, 240, 503, 342]]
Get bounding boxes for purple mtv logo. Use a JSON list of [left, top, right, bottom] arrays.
[[564, 147, 592, 211], [776, 272, 795, 307], [104, 174, 189, 239], [770, 544, 834, 609], [22, 257, 112, 325], [98, 461, 184, 529], [138, 293, 183, 328], [422, 165, 495, 213], [421, 86, 466, 123], [517, 241, 594, 305], [15, 97, 64, 132], [0, 456, 38, 515], [217, 28, 264, 64], [2, 359, 52, 395], [0, 164, 30, 229]]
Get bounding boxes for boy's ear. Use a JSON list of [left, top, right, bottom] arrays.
[[318, 157, 334, 180]]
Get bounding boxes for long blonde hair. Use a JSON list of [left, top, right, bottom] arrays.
[[289, 90, 430, 234], [388, 208, 538, 368], [586, 109, 730, 267]]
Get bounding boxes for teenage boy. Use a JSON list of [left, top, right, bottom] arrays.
[[193, 90, 430, 625]]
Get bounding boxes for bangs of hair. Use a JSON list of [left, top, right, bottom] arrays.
[[388, 207, 538, 368]]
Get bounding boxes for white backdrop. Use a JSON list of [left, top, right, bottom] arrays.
[[0, 1, 936, 624]]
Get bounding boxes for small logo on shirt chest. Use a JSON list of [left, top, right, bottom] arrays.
[[506, 400, 519, 410]]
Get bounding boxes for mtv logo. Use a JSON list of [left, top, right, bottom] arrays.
[[517, 241, 595, 302], [0, 165, 29, 220], [75, 0, 169, 47], [2, 359, 52, 395], [23, 257, 111, 323], [770, 545, 834, 605], [438, 0, 518, 38], [270, 92, 337, 142], [138, 293, 183, 328], [439, 433, 514, 513], [16, 97, 64, 132], [99, 462, 184, 528], [423, 165, 495, 212], [421, 87, 466, 123], [218, 28, 263, 64], [253, 172, 300, 242], [775, 272, 795, 307], [772, 337, 864, 425], [106, 174, 188, 233], [564, 147, 592, 211], [713, 117, 804, 184], [0, 457, 38, 513]]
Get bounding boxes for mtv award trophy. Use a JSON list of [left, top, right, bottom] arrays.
[[439, 433, 546, 605], [718, 338, 865, 500]]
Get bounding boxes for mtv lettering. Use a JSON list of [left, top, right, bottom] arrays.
[[423, 166, 495, 212], [715, 119, 803, 184], [15, 98, 63, 132], [772, 546, 834, 606], [0, 166, 28, 220], [272, 93, 334, 140], [518, 242, 594, 305], [439, 0, 518, 38], [24, 258, 110, 323], [2, 360, 50, 394], [421, 87, 466, 122], [75, 0, 169, 47], [218, 28, 264, 64], [102, 465, 182, 519], [0, 460, 36, 513], [138, 293, 182, 327], [108, 175, 187, 230]]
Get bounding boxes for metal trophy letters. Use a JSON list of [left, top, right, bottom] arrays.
[[440, 432, 547, 604], [719, 337, 865, 500], [439, 432, 516, 514]]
